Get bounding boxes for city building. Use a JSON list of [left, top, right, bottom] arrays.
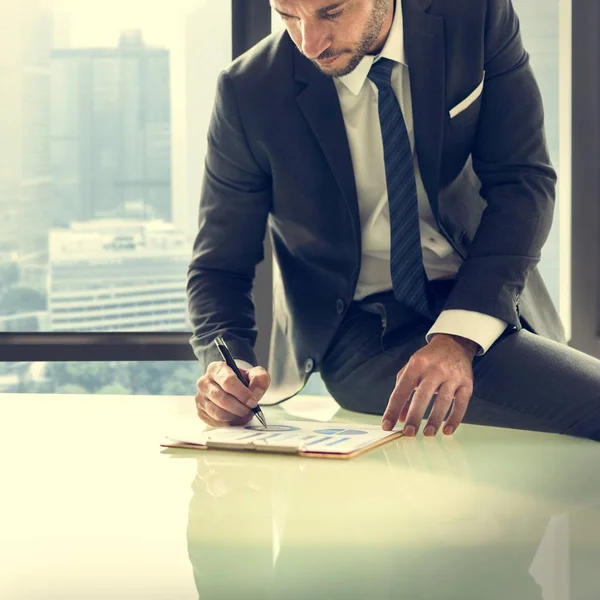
[[0, 0, 53, 279], [48, 218, 190, 332], [50, 30, 173, 227]]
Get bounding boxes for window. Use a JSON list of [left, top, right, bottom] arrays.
[[514, 0, 572, 338], [0, 0, 233, 395], [0, 0, 231, 334]]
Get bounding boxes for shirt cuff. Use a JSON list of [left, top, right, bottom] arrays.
[[426, 310, 507, 356], [235, 359, 255, 371]]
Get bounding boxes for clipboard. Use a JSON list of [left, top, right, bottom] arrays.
[[160, 421, 404, 459]]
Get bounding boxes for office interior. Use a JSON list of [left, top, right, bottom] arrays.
[[2, 1, 600, 599]]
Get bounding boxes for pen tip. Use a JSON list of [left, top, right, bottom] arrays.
[[257, 412, 267, 429]]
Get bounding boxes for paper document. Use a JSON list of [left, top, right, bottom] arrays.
[[164, 420, 401, 456]]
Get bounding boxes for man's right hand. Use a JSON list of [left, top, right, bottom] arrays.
[[195, 361, 271, 427]]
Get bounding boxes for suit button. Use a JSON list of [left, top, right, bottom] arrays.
[[336, 298, 345, 314], [304, 358, 314, 373]]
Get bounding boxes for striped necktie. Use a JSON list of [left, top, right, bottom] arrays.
[[367, 57, 432, 318]]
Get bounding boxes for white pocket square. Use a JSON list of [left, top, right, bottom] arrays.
[[449, 72, 485, 119]]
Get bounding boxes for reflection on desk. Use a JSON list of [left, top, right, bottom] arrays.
[[4, 392, 599, 599], [179, 419, 600, 600]]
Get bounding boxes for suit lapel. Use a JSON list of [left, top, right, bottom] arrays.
[[293, 50, 362, 253], [404, 0, 446, 219], [291, 0, 446, 238]]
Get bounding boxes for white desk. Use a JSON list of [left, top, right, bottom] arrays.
[[2, 392, 600, 599]]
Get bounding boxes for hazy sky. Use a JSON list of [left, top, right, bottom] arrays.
[[53, 0, 202, 48]]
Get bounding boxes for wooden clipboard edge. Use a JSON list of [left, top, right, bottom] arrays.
[[206, 439, 300, 454], [161, 440, 206, 450], [160, 431, 403, 458], [298, 430, 404, 459], [160, 440, 299, 454]]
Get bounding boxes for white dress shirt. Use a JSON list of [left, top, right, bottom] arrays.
[[333, 1, 506, 356]]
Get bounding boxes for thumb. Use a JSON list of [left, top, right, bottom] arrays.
[[247, 366, 271, 401]]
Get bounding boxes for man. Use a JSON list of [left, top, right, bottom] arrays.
[[188, 0, 600, 440]]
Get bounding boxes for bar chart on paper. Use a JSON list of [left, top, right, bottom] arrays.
[[163, 421, 403, 456]]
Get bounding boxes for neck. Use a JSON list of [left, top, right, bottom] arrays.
[[368, 0, 395, 55]]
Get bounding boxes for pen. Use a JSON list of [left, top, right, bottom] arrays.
[[213, 336, 268, 428]]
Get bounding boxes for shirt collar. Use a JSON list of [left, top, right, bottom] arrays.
[[336, 0, 406, 96]]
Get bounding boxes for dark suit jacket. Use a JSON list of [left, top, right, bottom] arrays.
[[187, 0, 565, 402]]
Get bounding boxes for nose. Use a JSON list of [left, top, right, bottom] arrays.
[[300, 21, 330, 60]]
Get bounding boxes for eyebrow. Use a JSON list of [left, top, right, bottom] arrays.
[[273, 1, 349, 18]]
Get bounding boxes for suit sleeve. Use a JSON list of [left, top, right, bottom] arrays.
[[187, 70, 271, 369], [442, 0, 557, 328]]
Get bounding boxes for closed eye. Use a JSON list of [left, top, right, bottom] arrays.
[[324, 10, 345, 20]]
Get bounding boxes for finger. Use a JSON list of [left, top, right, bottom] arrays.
[[390, 367, 411, 423], [398, 395, 412, 423], [424, 381, 456, 436], [246, 366, 271, 400], [196, 380, 249, 421], [205, 383, 253, 419], [213, 363, 258, 409], [197, 404, 252, 428], [204, 398, 242, 423], [443, 385, 473, 435], [403, 377, 443, 437], [382, 367, 421, 430], [196, 404, 225, 428]]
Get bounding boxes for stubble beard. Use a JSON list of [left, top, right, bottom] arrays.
[[314, 0, 390, 78]]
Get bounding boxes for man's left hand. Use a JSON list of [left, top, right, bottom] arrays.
[[381, 334, 479, 437]]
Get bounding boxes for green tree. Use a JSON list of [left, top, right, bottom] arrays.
[[29, 361, 200, 396], [45, 362, 122, 393], [123, 361, 184, 395], [57, 383, 89, 394], [161, 365, 199, 396], [18, 378, 46, 393], [97, 383, 130, 395]]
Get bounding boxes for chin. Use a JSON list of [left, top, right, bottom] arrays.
[[316, 56, 358, 78]]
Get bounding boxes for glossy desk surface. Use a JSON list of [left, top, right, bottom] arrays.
[[2, 392, 600, 599]]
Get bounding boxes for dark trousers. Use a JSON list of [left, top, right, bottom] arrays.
[[320, 289, 600, 442]]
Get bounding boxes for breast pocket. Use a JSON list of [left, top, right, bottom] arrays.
[[448, 72, 485, 127]]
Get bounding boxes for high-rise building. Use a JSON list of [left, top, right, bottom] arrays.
[[48, 218, 190, 332], [50, 30, 173, 227], [0, 0, 53, 275]]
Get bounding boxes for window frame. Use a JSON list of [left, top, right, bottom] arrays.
[[568, 0, 600, 358]]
